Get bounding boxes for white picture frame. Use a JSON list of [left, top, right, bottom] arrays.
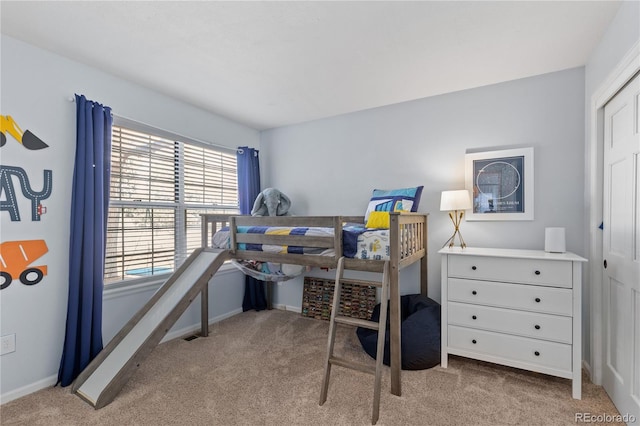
[[465, 147, 534, 221]]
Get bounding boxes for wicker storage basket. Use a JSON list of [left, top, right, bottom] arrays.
[[301, 276, 377, 321]]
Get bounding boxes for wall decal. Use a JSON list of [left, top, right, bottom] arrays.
[[0, 239, 49, 289], [0, 165, 52, 221], [0, 115, 49, 150]]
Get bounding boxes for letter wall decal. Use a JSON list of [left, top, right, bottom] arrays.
[[0, 165, 52, 221]]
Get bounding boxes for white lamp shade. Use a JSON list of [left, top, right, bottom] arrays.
[[440, 190, 472, 211]]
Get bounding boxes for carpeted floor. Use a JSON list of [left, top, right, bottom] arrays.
[[0, 309, 623, 425]]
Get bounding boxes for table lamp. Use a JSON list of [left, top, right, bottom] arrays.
[[440, 189, 472, 249]]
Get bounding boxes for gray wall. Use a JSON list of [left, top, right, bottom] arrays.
[[261, 67, 586, 309], [0, 36, 257, 401], [585, 1, 640, 96]]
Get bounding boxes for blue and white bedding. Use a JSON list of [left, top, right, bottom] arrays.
[[343, 226, 391, 260], [212, 225, 392, 260]]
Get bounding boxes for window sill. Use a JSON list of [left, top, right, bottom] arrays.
[[103, 262, 241, 300]]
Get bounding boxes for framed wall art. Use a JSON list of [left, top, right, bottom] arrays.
[[465, 147, 534, 221]]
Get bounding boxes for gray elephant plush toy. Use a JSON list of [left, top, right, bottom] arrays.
[[251, 188, 292, 216]]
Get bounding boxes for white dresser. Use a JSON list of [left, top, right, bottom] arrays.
[[438, 247, 587, 399]]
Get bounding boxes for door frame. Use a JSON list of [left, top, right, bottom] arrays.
[[587, 40, 640, 385]]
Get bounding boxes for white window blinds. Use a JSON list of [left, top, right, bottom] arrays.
[[105, 124, 238, 285]]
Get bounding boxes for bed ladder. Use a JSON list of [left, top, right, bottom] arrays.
[[319, 256, 390, 425]]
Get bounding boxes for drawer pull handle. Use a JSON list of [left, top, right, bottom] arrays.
[[472, 315, 477, 320], [471, 266, 477, 270], [535, 270, 541, 275], [472, 339, 477, 344], [472, 290, 477, 295], [534, 351, 540, 356], [535, 297, 541, 303], [534, 325, 541, 330]]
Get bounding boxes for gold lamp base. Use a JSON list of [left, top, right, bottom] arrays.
[[442, 210, 467, 249]]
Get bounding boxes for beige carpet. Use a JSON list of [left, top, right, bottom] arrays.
[[1, 309, 623, 425]]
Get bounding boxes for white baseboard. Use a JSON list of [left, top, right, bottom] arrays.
[[0, 374, 58, 405], [271, 303, 302, 314], [161, 308, 243, 342], [1, 308, 243, 406], [582, 359, 593, 380]]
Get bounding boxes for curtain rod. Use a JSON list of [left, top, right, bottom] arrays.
[[67, 96, 238, 154]]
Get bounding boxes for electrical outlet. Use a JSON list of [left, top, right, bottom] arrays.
[[1, 334, 16, 355]]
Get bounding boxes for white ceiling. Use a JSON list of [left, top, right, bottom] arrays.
[[1, 1, 621, 130]]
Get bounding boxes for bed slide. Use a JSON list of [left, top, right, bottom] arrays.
[[72, 248, 231, 409]]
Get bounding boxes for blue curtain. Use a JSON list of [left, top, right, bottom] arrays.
[[58, 95, 112, 386], [236, 146, 267, 311]]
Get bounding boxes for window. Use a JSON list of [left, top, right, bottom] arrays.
[[105, 120, 238, 285]]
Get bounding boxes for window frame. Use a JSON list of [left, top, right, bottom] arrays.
[[105, 117, 239, 288]]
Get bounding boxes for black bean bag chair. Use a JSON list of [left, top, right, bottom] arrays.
[[356, 294, 441, 370]]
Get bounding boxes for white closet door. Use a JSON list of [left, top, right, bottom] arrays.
[[602, 70, 640, 424]]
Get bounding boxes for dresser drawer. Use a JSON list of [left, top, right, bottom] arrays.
[[448, 255, 573, 288], [448, 301, 572, 343], [448, 278, 573, 316], [448, 325, 572, 372]]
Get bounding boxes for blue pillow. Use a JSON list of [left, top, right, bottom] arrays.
[[364, 186, 424, 221]]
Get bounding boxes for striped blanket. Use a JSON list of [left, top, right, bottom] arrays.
[[235, 226, 335, 255]]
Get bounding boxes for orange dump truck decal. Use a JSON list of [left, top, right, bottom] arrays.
[[0, 239, 48, 289]]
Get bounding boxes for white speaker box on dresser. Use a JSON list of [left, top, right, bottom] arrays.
[[438, 247, 587, 399]]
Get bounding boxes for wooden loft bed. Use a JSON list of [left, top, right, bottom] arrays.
[[69, 212, 427, 409], [199, 212, 428, 397]]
